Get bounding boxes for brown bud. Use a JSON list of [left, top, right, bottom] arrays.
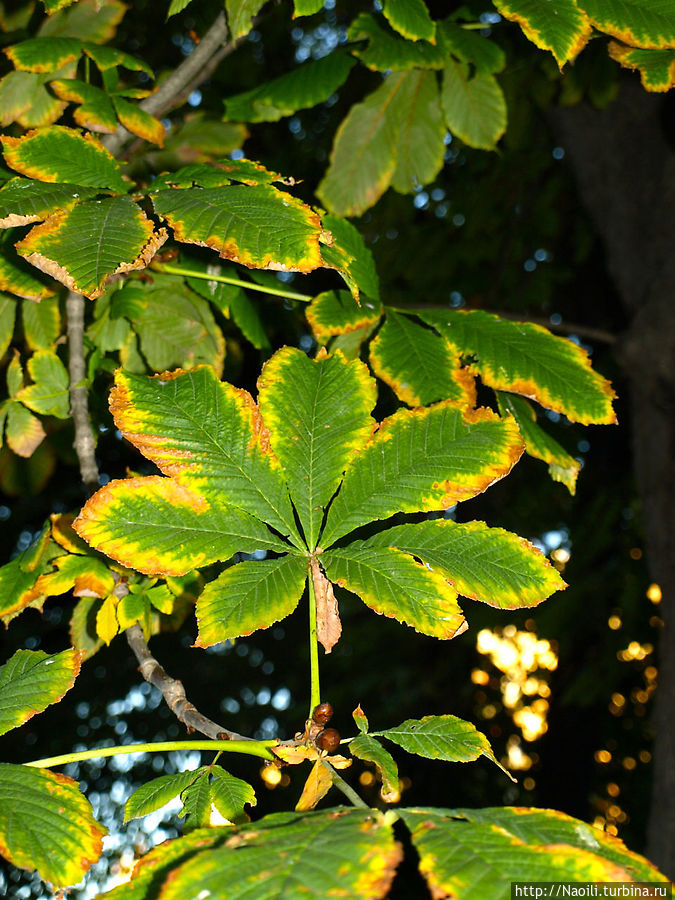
[[315, 727, 341, 752], [312, 702, 333, 726]]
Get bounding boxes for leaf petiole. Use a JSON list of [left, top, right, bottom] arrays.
[[155, 262, 313, 303], [307, 563, 321, 719]]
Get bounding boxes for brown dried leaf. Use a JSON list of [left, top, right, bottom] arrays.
[[311, 557, 341, 653], [295, 759, 333, 811]]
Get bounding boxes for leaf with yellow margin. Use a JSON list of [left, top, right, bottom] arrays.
[[322, 402, 523, 546], [0, 178, 96, 228], [0, 647, 83, 736], [15, 196, 167, 300], [0, 763, 106, 887], [306, 290, 382, 344], [582, 0, 675, 49], [608, 41, 675, 91], [492, 0, 592, 67], [418, 308, 617, 425], [151, 185, 322, 273], [112, 97, 165, 146]]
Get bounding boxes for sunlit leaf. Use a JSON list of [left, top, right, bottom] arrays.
[[492, 0, 592, 67], [0, 647, 82, 736], [295, 759, 333, 811], [16, 349, 70, 417], [0, 231, 57, 300], [152, 808, 400, 900], [497, 391, 581, 493], [369, 310, 475, 407], [22, 296, 60, 350], [152, 185, 323, 273], [307, 290, 382, 344], [0, 294, 17, 358], [257, 346, 376, 547], [225, 0, 269, 40], [608, 42, 675, 91], [6, 400, 45, 457], [0, 72, 43, 126], [34, 552, 115, 599], [96, 593, 118, 644], [69, 596, 104, 660], [349, 734, 399, 801], [1, 126, 127, 191], [15, 196, 167, 300], [582, 0, 675, 49], [39, 0, 125, 39], [112, 97, 165, 146], [180, 771, 213, 829], [363, 519, 566, 609], [0, 763, 105, 887], [0, 552, 47, 621], [75, 475, 288, 576], [322, 403, 523, 545], [374, 715, 497, 766], [50, 79, 117, 133], [5, 37, 82, 73], [83, 43, 153, 76], [224, 51, 355, 123], [323, 544, 466, 639], [320, 215, 380, 301], [124, 771, 197, 822], [210, 766, 257, 821], [0, 178, 96, 228], [104, 367, 300, 541], [399, 807, 670, 898], [195, 555, 308, 646], [383, 0, 435, 43], [417, 309, 617, 424], [441, 60, 506, 150]]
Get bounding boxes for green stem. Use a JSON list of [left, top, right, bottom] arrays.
[[155, 263, 313, 303], [24, 739, 278, 769], [307, 566, 321, 719], [321, 760, 369, 809]]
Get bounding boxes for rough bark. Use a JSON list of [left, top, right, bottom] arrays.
[[551, 78, 675, 877]]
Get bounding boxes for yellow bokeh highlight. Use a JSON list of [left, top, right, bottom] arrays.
[[594, 749, 611, 764], [260, 764, 282, 788], [607, 615, 622, 630], [647, 583, 662, 604]]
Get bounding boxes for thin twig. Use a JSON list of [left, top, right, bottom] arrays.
[[103, 12, 230, 157], [320, 759, 370, 809], [66, 290, 99, 494], [125, 624, 253, 742]]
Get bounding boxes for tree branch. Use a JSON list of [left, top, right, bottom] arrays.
[[125, 624, 253, 742], [66, 290, 99, 495], [103, 12, 230, 157]]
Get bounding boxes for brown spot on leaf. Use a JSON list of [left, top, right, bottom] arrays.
[[311, 557, 342, 653]]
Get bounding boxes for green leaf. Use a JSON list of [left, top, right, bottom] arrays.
[[374, 715, 497, 765], [7, 351, 23, 397], [99, 367, 300, 542], [383, 0, 436, 43], [399, 807, 670, 898], [0, 230, 57, 300], [349, 13, 447, 72], [225, 0, 268, 40], [114, 276, 224, 372], [307, 290, 382, 344], [6, 399, 46, 457], [15, 196, 167, 300], [0, 552, 45, 621], [75, 475, 289, 576], [151, 185, 323, 273], [50, 78, 118, 133], [391, 70, 446, 194], [180, 770, 212, 828], [323, 544, 465, 639], [417, 309, 618, 424], [349, 733, 399, 801], [16, 349, 70, 417], [69, 596, 104, 660], [438, 21, 506, 75], [0, 178, 96, 228], [608, 42, 675, 91], [0, 125, 127, 191], [124, 770, 198, 822], [257, 347, 376, 547], [22, 296, 60, 350], [195, 555, 307, 646], [581, 0, 675, 49], [112, 96, 166, 146], [322, 403, 523, 546], [145, 808, 400, 900], [0, 72, 45, 127], [0, 762, 106, 887], [492, 0, 592, 67], [321, 215, 380, 301], [83, 42, 153, 76], [5, 37, 83, 73], [209, 766, 257, 821], [441, 59, 506, 150], [39, 0, 127, 44], [224, 51, 355, 123], [497, 391, 581, 494], [0, 294, 17, 358], [229, 291, 269, 349], [369, 310, 475, 407], [317, 73, 405, 217], [0, 647, 82, 736], [363, 519, 566, 609], [168, 0, 195, 17], [293, 0, 324, 15]]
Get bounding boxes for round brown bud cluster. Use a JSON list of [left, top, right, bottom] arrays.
[[315, 728, 341, 753], [311, 702, 333, 726]]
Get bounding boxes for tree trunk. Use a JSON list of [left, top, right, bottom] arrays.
[[551, 78, 675, 877]]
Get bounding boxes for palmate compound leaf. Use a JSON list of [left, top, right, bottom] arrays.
[[257, 347, 376, 549], [416, 308, 617, 425], [15, 196, 168, 300], [151, 184, 324, 273], [398, 807, 670, 898], [0, 763, 106, 887], [0, 647, 82, 736], [147, 808, 400, 900], [321, 403, 524, 546]]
